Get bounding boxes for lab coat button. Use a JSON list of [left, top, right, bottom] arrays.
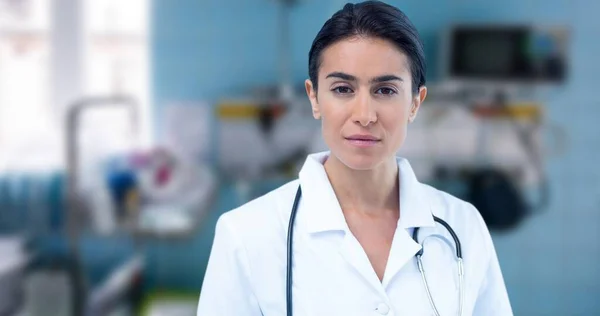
[[375, 303, 390, 315]]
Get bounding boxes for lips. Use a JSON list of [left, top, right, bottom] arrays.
[[345, 134, 381, 147], [345, 134, 380, 141]]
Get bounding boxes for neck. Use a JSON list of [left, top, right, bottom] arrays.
[[324, 154, 399, 215]]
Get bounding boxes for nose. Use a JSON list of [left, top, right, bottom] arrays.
[[351, 93, 377, 127]]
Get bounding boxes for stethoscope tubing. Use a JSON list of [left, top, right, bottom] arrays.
[[286, 185, 303, 316], [286, 185, 463, 316]]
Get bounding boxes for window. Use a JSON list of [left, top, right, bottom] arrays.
[[0, 0, 55, 171], [0, 0, 151, 173]]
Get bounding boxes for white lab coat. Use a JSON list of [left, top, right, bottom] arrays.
[[197, 152, 513, 316]]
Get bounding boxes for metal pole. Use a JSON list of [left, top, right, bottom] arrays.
[[64, 95, 139, 316]]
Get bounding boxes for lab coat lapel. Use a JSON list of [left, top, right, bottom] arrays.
[[298, 152, 348, 233], [396, 158, 436, 230], [383, 158, 436, 287], [299, 152, 382, 291], [338, 230, 384, 292], [297, 153, 437, 291], [381, 230, 422, 287]]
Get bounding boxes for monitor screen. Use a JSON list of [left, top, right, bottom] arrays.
[[448, 26, 566, 82]]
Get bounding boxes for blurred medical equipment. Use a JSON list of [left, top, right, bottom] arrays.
[[214, 0, 318, 201], [62, 95, 217, 314], [286, 186, 465, 316], [397, 23, 570, 232], [65, 96, 140, 234], [465, 97, 550, 230], [402, 90, 566, 231], [67, 96, 217, 235], [217, 97, 315, 163], [216, 96, 318, 201], [124, 148, 217, 237], [441, 24, 569, 83], [215, 1, 315, 186], [400, 84, 567, 232], [64, 96, 144, 316]]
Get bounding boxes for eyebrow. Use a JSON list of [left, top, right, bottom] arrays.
[[325, 72, 403, 83], [325, 72, 356, 81], [371, 75, 403, 83]]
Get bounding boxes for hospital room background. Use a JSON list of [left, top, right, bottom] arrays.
[[0, 0, 597, 315]]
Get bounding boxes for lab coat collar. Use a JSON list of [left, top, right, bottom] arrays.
[[396, 157, 436, 229], [298, 151, 435, 234]]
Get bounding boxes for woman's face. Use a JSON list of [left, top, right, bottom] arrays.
[[305, 36, 427, 171]]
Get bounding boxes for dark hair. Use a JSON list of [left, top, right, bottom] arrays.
[[308, 1, 426, 94]]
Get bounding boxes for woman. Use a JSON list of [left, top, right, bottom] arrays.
[[197, 1, 512, 315]]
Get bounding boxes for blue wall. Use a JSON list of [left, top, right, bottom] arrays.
[[151, 0, 454, 106], [151, 0, 600, 314], [450, 0, 600, 315]]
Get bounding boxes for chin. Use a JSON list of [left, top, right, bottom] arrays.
[[333, 150, 386, 171]]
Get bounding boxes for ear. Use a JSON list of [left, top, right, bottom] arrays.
[[305, 79, 321, 119], [409, 86, 427, 123]]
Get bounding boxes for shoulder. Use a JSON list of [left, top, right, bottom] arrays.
[[215, 179, 300, 251], [420, 183, 493, 253], [219, 179, 299, 227], [420, 183, 497, 285], [421, 183, 479, 220]]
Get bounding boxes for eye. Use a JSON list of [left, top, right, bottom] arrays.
[[375, 87, 397, 95], [332, 86, 354, 94]]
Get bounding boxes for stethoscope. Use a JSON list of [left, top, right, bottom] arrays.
[[286, 186, 464, 316]]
